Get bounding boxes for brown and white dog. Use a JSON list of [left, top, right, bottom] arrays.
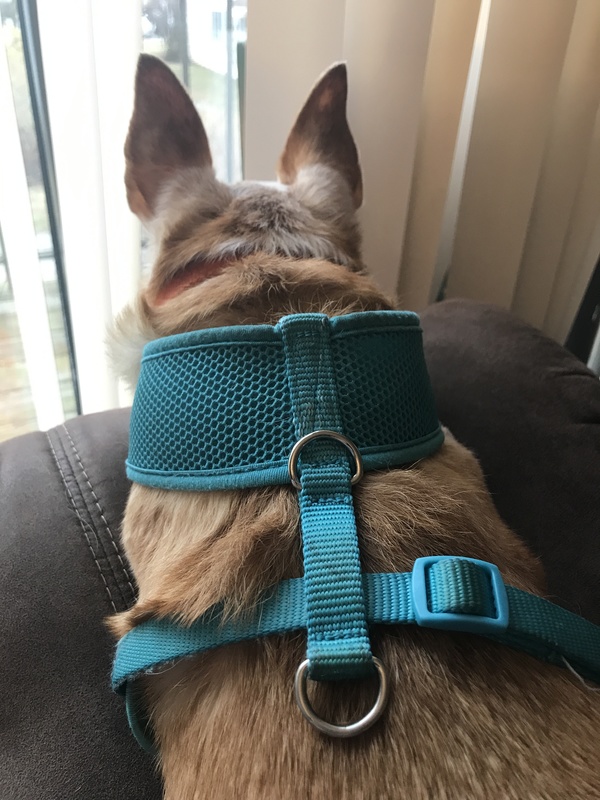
[[110, 55, 599, 799]]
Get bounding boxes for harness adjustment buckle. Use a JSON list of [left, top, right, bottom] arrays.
[[412, 556, 509, 635]]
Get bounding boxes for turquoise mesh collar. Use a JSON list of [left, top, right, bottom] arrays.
[[127, 311, 445, 491]]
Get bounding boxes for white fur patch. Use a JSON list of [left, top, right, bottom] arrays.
[[106, 301, 156, 390], [292, 164, 355, 218]]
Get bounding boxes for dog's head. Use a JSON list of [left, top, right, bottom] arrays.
[[111, 56, 392, 386]]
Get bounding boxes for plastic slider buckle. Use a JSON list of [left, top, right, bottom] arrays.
[[411, 556, 509, 635]]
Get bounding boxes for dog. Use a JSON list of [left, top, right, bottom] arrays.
[[109, 55, 600, 799]]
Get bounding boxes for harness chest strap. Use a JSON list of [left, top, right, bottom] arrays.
[[114, 557, 600, 751], [114, 558, 600, 689]]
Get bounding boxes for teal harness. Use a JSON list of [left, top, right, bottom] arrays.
[[114, 310, 600, 751]]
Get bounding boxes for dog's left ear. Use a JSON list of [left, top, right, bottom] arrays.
[[125, 54, 213, 221], [277, 63, 362, 208]]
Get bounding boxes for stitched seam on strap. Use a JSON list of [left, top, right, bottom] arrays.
[[62, 425, 136, 601], [46, 431, 118, 613]]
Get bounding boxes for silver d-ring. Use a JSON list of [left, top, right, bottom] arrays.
[[288, 430, 363, 490], [294, 658, 389, 738]]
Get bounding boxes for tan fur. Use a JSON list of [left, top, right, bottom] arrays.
[[111, 57, 600, 799]]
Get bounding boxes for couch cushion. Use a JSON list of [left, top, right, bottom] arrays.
[[421, 299, 600, 624]]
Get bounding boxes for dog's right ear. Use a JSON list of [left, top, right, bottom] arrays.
[[125, 54, 212, 221]]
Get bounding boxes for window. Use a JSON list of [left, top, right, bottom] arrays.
[[0, 4, 78, 440], [0, 0, 246, 442]]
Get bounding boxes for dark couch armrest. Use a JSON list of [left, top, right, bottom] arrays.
[[0, 410, 161, 800]]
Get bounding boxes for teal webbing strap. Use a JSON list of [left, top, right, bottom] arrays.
[[428, 558, 495, 617], [500, 587, 600, 678], [113, 558, 600, 696], [279, 315, 372, 680]]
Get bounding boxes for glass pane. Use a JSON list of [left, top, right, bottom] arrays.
[[41, 255, 78, 420], [0, 7, 77, 441], [0, 236, 37, 439]]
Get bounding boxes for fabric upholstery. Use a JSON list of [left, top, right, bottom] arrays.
[[421, 299, 600, 624], [0, 411, 161, 800]]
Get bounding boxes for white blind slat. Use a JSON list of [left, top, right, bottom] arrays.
[[446, 0, 577, 308], [343, 0, 436, 296], [512, 0, 600, 330], [244, 0, 346, 182], [37, 0, 117, 414], [91, 1, 141, 319], [543, 102, 600, 343], [398, 0, 482, 310]]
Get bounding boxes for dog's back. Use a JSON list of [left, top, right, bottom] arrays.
[[110, 57, 600, 799]]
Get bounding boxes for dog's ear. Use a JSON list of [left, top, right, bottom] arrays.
[[277, 63, 362, 208], [125, 54, 212, 220]]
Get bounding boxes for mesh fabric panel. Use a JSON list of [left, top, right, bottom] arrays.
[[331, 328, 440, 450], [129, 342, 294, 474], [127, 311, 444, 490]]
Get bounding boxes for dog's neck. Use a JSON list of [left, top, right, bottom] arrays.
[[152, 256, 232, 305]]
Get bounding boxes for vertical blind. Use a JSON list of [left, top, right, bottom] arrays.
[[246, 0, 600, 342]]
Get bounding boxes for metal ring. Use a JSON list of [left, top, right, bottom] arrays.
[[288, 430, 364, 490], [293, 658, 389, 738]]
